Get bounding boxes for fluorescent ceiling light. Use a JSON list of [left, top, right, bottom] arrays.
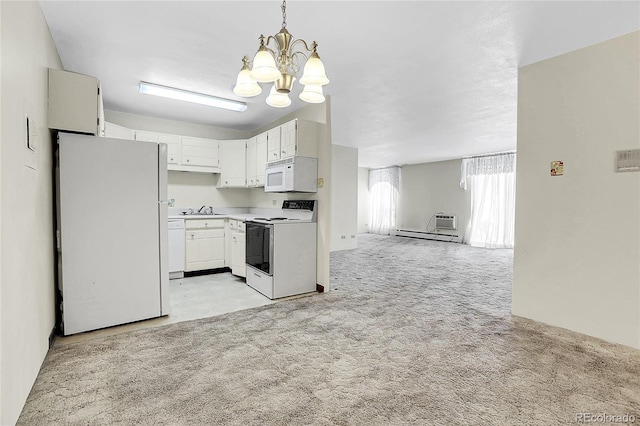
[[139, 82, 247, 112]]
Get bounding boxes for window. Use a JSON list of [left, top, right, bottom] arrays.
[[369, 167, 401, 235], [460, 153, 516, 248]]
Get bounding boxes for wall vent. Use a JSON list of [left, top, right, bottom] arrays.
[[435, 214, 456, 230]]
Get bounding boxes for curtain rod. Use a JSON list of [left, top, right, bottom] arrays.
[[463, 150, 516, 160]]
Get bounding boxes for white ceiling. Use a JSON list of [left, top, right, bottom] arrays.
[[39, 1, 639, 168]]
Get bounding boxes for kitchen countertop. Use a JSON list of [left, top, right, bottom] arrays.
[[168, 214, 261, 221]]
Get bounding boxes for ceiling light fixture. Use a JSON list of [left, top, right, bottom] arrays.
[[233, 0, 329, 108], [139, 82, 247, 112]]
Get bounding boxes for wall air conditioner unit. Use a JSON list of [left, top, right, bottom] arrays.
[[435, 214, 456, 231]]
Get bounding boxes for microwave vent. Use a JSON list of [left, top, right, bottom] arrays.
[[435, 214, 456, 230], [267, 157, 295, 167]]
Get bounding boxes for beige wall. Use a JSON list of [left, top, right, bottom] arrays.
[[357, 168, 370, 234], [0, 2, 63, 424], [513, 31, 640, 348], [398, 160, 471, 236], [330, 145, 358, 251]]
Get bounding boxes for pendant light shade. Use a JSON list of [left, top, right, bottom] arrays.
[[233, 59, 262, 97], [299, 52, 329, 86], [299, 84, 325, 103], [250, 47, 281, 83], [266, 85, 291, 108]]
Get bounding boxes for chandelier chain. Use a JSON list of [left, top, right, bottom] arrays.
[[281, 0, 287, 29]]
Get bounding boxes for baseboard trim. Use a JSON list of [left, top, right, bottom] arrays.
[[48, 326, 57, 349], [316, 284, 325, 293], [184, 267, 230, 277], [393, 229, 463, 244]]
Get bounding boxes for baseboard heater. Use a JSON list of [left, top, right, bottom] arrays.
[[392, 229, 463, 244]]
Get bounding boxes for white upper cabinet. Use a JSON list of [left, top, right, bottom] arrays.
[[219, 140, 247, 188], [246, 137, 257, 187], [158, 134, 181, 165], [48, 68, 104, 136], [255, 132, 268, 187], [133, 130, 220, 173], [247, 132, 268, 187], [278, 119, 319, 160], [281, 119, 297, 158], [267, 127, 281, 162], [180, 136, 220, 170]]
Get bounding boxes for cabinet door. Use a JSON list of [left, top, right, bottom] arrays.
[[185, 229, 225, 271], [158, 134, 181, 165], [48, 69, 100, 135], [267, 127, 281, 162], [219, 140, 247, 187], [246, 137, 257, 187], [225, 219, 236, 266], [231, 232, 246, 277], [181, 137, 219, 168], [255, 132, 268, 187], [280, 119, 297, 159]]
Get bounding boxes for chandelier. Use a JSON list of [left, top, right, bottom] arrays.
[[233, 0, 329, 108]]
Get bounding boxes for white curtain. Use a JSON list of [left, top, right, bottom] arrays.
[[369, 166, 401, 235], [460, 153, 516, 249]]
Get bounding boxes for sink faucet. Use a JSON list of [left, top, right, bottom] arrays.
[[198, 205, 206, 213]]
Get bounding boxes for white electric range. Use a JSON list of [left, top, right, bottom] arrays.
[[245, 200, 317, 299]]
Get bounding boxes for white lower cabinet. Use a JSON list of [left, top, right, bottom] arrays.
[[227, 219, 246, 277], [231, 221, 246, 277], [185, 219, 225, 271]]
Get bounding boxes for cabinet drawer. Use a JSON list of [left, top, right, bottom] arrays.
[[185, 219, 225, 230], [237, 221, 246, 232], [186, 229, 224, 239], [247, 268, 273, 299]]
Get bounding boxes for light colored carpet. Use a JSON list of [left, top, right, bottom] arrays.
[[18, 234, 640, 425]]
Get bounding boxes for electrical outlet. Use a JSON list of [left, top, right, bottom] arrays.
[[317, 178, 324, 188], [272, 199, 277, 206], [341, 235, 346, 239]]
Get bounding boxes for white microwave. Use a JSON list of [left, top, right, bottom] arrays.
[[264, 156, 318, 193]]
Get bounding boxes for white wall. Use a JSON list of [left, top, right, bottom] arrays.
[[357, 168, 370, 234], [167, 172, 251, 209], [0, 2, 63, 424], [398, 160, 471, 236], [513, 31, 640, 348], [330, 145, 358, 251]]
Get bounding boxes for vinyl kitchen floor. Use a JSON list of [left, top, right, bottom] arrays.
[[54, 272, 276, 346]]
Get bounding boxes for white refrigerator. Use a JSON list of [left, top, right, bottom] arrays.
[[56, 133, 169, 335]]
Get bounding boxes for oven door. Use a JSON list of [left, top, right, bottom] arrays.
[[245, 222, 273, 275]]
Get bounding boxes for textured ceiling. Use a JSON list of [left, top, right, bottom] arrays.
[[39, 1, 640, 168]]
